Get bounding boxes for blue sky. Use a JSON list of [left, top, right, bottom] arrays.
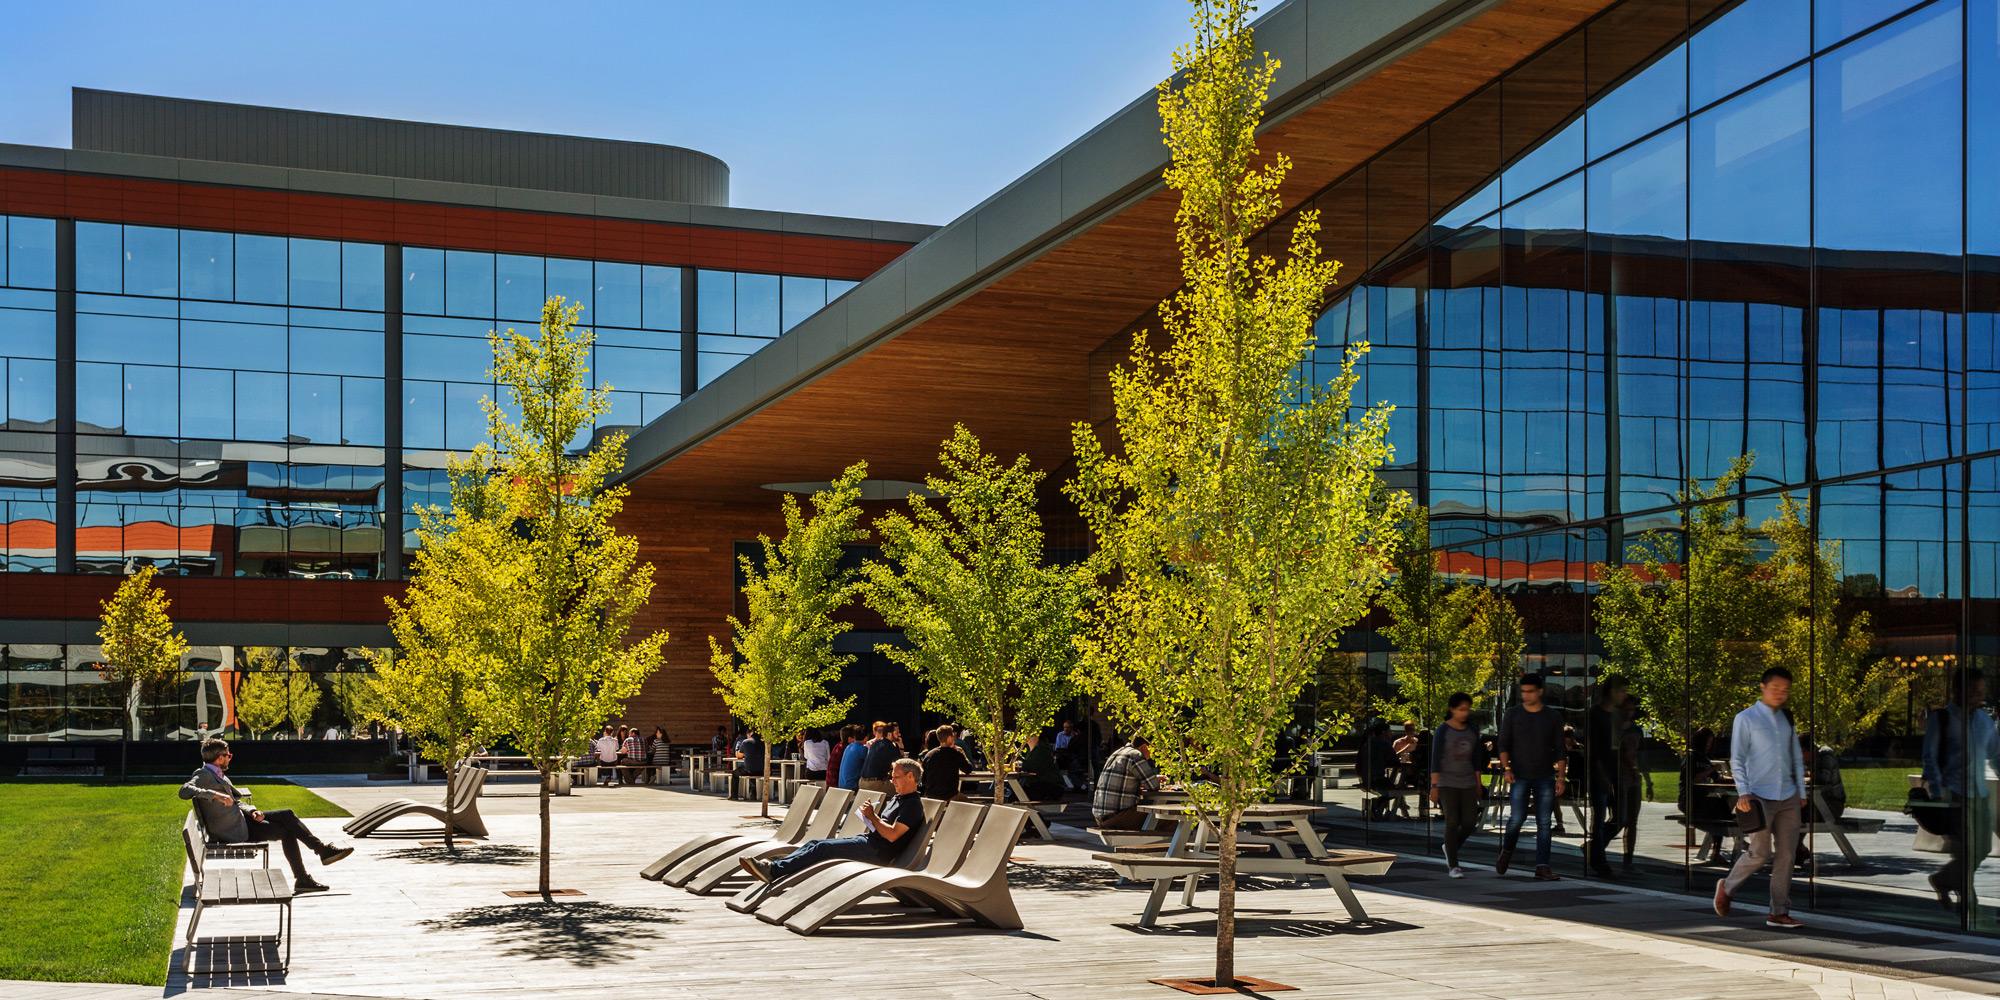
[[0, 2, 1198, 225]]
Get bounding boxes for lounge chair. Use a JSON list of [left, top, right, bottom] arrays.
[[640, 784, 826, 881], [781, 803, 1031, 935], [679, 788, 863, 895], [343, 763, 488, 838], [753, 798, 977, 923], [667, 788, 877, 892]]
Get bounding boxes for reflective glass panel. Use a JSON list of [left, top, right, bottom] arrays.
[[1813, 0, 1962, 253], [1691, 0, 1809, 107], [1690, 67, 1811, 246]]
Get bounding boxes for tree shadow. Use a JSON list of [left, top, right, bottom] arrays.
[[1006, 862, 1129, 895], [1117, 915, 1422, 937], [417, 902, 684, 968], [379, 843, 538, 866]]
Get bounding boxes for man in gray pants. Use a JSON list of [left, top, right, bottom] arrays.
[[1713, 667, 1809, 929]]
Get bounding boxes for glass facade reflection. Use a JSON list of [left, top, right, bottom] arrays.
[[1301, 0, 2000, 936], [1, 642, 387, 741]]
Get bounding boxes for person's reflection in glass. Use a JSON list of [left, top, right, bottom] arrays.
[[1922, 668, 1999, 918]]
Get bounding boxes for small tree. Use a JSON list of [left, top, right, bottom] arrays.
[[1596, 456, 1786, 754], [864, 425, 1084, 806], [232, 650, 321, 739], [1762, 494, 1897, 752], [479, 298, 667, 895], [96, 564, 190, 778], [375, 448, 513, 849], [711, 462, 867, 818], [1067, 0, 1411, 985], [1376, 519, 1524, 728]]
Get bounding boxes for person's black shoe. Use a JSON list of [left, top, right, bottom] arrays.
[[1590, 862, 1616, 878], [318, 845, 354, 866], [1494, 846, 1514, 876], [294, 878, 330, 894], [1929, 873, 1957, 911]]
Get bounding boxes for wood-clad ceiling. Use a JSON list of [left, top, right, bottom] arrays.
[[629, 0, 1645, 506]]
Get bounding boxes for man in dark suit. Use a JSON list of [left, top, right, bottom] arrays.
[[180, 737, 352, 893]]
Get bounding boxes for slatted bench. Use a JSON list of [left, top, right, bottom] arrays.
[[181, 812, 293, 974], [190, 800, 272, 868]]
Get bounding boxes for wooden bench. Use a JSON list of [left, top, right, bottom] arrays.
[[580, 762, 665, 786], [181, 812, 292, 974], [20, 744, 100, 777], [189, 799, 272, 869]]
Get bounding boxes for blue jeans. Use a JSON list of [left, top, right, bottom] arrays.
[[1504, 776, 1557, 867], [767, 835, 881, 881]]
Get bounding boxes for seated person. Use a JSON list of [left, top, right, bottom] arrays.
[[732, 730, 766, 799], [180, 738, 352, 894], [1091, 736, 1167, 830], [743, 757, 928, 882], [920, 725, 969, 800], [1018, 729, 1065, 802], [618, 727, 646, 784], [592, 725, 621, 786]]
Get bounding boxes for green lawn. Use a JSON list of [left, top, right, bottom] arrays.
[[1645, 762, 1919, 813], [0, 778, 348, 985]]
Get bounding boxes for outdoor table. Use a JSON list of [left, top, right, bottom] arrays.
[[1113, 802, 1386, 927], [1691, 781, 1869, 866], [957, 770, 1055, 839]]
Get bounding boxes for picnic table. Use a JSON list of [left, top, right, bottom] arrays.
[[1685, 781, 1880, 866], [1095, 802, 1395, 927], [957, 770, 1060, 839]]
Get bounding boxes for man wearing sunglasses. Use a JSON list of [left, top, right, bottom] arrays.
[[181, 737, 353, 894]]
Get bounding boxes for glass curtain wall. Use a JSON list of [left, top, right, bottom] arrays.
[[1, 216, 58, 572], [1292, 0, 2000, 935], [3, 642, 387, 741]]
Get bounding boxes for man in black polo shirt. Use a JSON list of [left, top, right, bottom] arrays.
[[859, 722, 902, 794], [745, 757, 928, 882]]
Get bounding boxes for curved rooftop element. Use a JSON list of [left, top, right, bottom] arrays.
[[71, 87, 731, 206]]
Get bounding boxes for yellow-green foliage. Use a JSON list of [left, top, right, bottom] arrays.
[[1067, 1, 1410, 982], [95, 565, 190, 738], [232, 649, 320, 738], [711, 463, 867, 767], [1377, 517, 1525, 728], [864, 425, 1084, 803]]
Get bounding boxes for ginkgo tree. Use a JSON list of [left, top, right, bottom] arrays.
[[96, 564, 190, 779], [476, 297, 667, 896], [711, 462, 868, 818], [864, 425, 1083, 807], [1067, 0, 1410, 987]]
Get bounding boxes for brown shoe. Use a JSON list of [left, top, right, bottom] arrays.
[[1534, 865, 1560, 881], [1765, 914, 1804, 930], [739, 856, 769, 883], [1713, 879, 1731, 917]]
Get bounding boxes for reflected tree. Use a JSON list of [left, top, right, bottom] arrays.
[[1377, 518, 1523, 728], [1763, 493, 1900, 752]]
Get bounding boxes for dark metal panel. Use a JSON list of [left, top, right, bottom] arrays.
[[73, 88, 730, 205]]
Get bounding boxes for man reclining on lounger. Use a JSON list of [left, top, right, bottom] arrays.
[[743, 757, 927, 883], [180, 737, 353, 893]]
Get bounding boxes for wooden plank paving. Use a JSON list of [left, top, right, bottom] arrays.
[[132, 780, 1990, 1000]]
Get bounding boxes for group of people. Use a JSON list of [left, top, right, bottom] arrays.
[[591, 723, 674, 785]]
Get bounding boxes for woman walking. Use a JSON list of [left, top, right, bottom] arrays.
[[1430, 692, 1486, 878]]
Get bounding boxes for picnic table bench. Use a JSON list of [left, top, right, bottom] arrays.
[[958, 771, 1063, 839], [1098, 802, 1396, 926]]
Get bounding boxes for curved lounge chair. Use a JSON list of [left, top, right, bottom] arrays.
[[782, 804, 1031, 935], [668, 789, 880, 892], [679, 788, 864, 894], [343, 764, 488, 838], [753, 799, 980, 924], [641, 784, 826, 881]]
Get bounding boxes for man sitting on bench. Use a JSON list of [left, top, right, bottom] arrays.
[[741, 757, 927, 883], [180, 738, 353, 894]]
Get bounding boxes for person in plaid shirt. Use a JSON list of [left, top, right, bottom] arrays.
[[1092, 736, 1165, 829]]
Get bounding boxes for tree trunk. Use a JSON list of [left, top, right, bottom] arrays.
[[537, 768, 552, 895], [122, 678, 141, 783], [1215, 809, 1240, 988], [992, 708, 1007, 806], [442, 758, 458, 852], [761, 753, 773, 819]]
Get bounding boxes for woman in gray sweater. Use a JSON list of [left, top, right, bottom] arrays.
[[1430, 692, 1486, 878]]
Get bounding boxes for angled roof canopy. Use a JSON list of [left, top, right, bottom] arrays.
[[620, 0, 1651, 505]]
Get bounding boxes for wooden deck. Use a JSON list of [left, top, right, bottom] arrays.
[[126, 778, 1994, 1000]]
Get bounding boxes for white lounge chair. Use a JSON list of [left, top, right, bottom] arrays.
[[661, 788, 875, 889], [752, 798, 977, 923], [342, 763, 488, 838], [640, 784, 825, 881], [680, 789, 869, 895], [782, 804, 1031, 934]]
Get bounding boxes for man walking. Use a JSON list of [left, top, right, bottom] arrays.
[[1714, 667, 1809, 929], [180, 738, 352, 894], [1496, 673, 1566, 880]]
